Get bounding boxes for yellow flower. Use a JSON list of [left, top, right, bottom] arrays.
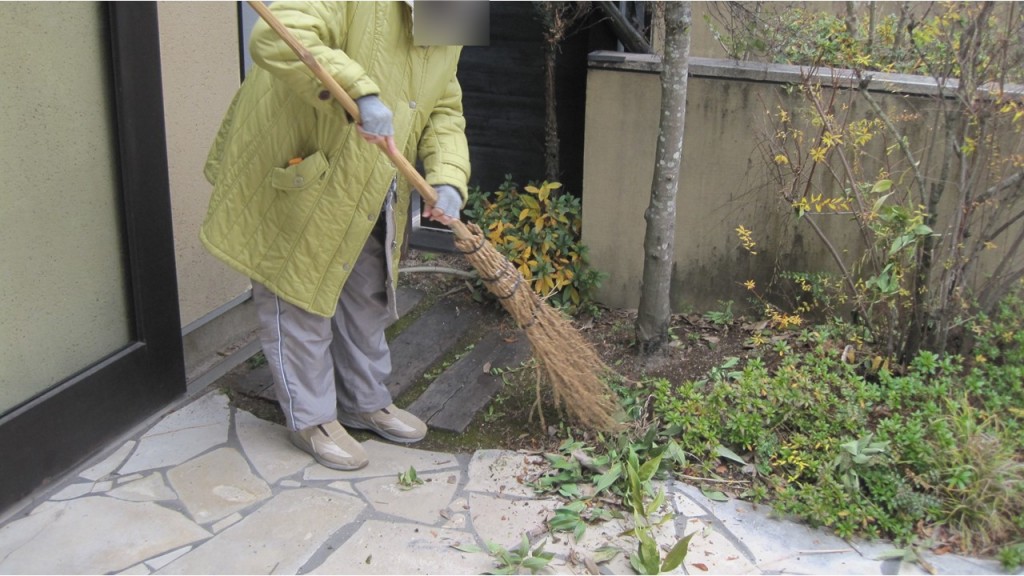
[[774, 154, 790, 165], [744, 280, 756, 291]]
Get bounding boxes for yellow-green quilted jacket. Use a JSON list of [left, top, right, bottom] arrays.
[[201, 1, 470, 317]]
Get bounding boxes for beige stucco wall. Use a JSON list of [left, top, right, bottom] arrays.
[[583, 67, 807, 312], [157, 1, 250, 328], [582, 62, 1021, 313]]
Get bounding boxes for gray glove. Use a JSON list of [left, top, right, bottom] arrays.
[[355, 95, 393, 137], [433, 185, 462, 220]]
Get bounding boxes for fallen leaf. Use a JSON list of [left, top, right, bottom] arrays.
[[693, 562, 709, 571], [365, 555, 372, 564], [701, 488, 730, 502], [482, 361, 492, 373]]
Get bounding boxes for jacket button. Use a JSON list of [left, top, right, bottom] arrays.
[[342, 263, 351, 271], [293, 176, 304, 186], [409, 101, 417, 109], [318, 90, 331, 100]]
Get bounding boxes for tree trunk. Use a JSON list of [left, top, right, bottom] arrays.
[[543, 41, 560, 182], [635, 1, 691, 353]]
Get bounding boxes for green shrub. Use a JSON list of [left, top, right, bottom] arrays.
[[631, 284, 1024, 558], [464, 175, 604, 315]]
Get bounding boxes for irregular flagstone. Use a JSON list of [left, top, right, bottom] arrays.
[[80, 440, 136, 481], [672, 482, 842, 556], [303, 440, 458, 481], [120, 392, 230, 474], [671, 486, 883, 575], [308, 519, 493, 575], [157, 488, 363, 575], [672, 490, 710, 518], [844, 537, 1007, 575], [464, 450, 547, 498], [682, 518, 761, 575], [467, 493, 561, 549], [49, 482, 94, 501], [144, 547, 192, 571], [211, 512, 242, 534], [326, 480, 357, 496], [234, 409, 312, 484], [355, 471, 460, 525], [108, 473, 178, 503], [167, 447, 272, 524], [91, 480, 114, 493], [0, 496, 210, 574]]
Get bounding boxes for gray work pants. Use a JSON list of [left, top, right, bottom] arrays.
[[252, 217, 398, 431]]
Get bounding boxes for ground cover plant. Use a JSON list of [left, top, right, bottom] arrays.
[[576, 282, 1024, 569]]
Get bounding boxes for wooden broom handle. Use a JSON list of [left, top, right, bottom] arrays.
[[247, 1, 473, 239]]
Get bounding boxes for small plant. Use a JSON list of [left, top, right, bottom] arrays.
[[397, 466, 424, 490], [1000, 542, 1024, 571], [246, 352, 267, 370], [464, 175, 605, 314], [454, 535, 554, 575], [621, 451, 693, 575], [703, 300, 734, 326], [832, 433, 889, 492]]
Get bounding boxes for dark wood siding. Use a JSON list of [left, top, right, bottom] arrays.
[[458, 2, 617, 196]]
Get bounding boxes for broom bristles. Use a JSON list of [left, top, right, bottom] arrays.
[[454, 223, 622, 432]]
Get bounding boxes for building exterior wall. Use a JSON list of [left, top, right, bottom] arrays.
[[157, 1, 250, 329]]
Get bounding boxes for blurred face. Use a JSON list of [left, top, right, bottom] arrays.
[[413, 0, 490, 46]]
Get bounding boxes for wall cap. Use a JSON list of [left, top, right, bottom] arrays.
[[589, 52, 1023, 98]]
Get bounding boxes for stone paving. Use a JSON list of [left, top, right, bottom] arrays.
[[0, 390, 1014, 575]]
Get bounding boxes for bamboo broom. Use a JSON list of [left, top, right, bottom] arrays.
[[248, 1, 621, 431]]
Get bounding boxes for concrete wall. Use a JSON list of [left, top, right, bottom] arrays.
[[581, 56, 1022, 313], [583, 63, 795, 312]]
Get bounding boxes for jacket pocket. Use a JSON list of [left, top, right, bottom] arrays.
[[271, 151, 329, 191]]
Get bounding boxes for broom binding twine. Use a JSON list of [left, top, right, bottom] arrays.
[[455, 223, 622, 432]]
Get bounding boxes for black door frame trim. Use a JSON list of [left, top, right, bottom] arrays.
[[0, 2, 184, 513]]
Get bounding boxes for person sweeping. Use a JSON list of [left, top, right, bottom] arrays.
[[200, 1, 468, 471]]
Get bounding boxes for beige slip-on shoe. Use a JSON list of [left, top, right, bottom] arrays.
[[289, 420, 369, 470], [337, 404, 427, 444]]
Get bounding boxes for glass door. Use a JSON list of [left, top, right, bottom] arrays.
[[0, 3, 184, 511]]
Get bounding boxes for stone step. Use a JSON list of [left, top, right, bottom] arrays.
[[383, 297, 484, 400], [407, 331, 531, 433]]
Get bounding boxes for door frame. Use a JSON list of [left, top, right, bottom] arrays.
[[0, 2, 184, 512]]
